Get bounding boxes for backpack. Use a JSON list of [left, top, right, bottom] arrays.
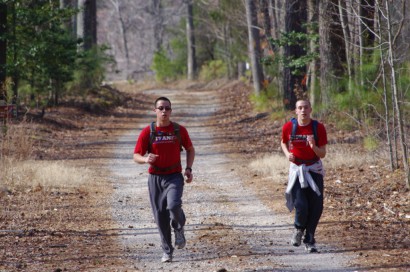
[[291, 117, 318, 143], [148, 121, 182, 153]]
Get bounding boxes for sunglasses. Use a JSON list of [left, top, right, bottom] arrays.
[[156, 106, 172, 111]]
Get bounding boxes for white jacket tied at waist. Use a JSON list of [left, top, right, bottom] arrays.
[[285, 160, 325, 212]]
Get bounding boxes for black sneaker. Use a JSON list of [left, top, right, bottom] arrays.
[[305, 243, 318, 253], [174, 227, 186, 249], [291, 229, 304, 247], [161, 252, 172, 263]]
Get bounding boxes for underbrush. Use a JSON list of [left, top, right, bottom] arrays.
[[248, 144, 383, 178], [1, 120, 93, 193], [1, 120, 100, 234], [1, 159, 93, 192]]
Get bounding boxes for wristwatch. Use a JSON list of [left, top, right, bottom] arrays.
[[185, 167, 192, 172]]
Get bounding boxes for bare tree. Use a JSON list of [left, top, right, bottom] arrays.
[[0, 3, 6, 91], [318, 0, 337, 106], [152, 0, 164, 52], [186, 0, 196, 80], [268, 0, 279, 40], [337, 0, 354, 91], [83, 0, 97, 50], [283, 0, 307, 109], [307, 0, 318, 107], [346, 0, 409, 186], [245, 0, 264, 95], [384, 1, 409, 187], [77, 0, 85, 42], [107, 0, 131, 72]]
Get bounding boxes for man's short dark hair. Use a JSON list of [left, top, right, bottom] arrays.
[[155, 97, 171, 107]]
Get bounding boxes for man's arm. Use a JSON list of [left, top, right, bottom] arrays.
[[133, 153, 159, 164], [307, 135, 326, 158], [184, 146, 195, 183], [281, 140, 295, 162], [312, 144, 326, 158]]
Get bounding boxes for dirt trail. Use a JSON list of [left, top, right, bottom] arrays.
[[109, 88, 354, 271]]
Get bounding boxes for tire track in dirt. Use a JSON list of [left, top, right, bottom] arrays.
[[109, 87, 354, 271]]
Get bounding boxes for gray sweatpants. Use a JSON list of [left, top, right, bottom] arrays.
[[148, 172, 186, 255]]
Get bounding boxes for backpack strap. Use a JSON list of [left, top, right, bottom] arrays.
[[291, 117, 298, 139], [172, 122, 183, 151], [291, 117, 318, 143], [148, 121, 182, 153], [311, 119, 318, 143], [148, 121, 156, 153]]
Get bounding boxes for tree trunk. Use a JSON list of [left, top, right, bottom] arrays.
[[61, 0, 77, 36], [269, 0, 279, 40], [0, 3, 6, 92], [337, 0, 353, 92], [318, 0, 336, 106], [10, 2, 18, 103], [152, 0, 164, 52], [108, 0, 130, 73], [186, 0, 196, 80], [83, 0, 97, 50], [283, 0, 307, 110], [77, 0, 85, 42], [245, 0, 264, 95], [307, 0, 318, 107], [385, 1, 410, 188], [374, 2, 394, 171]]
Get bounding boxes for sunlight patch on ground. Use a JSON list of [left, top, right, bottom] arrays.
[[249, 154, 288, 181], [1, 159, 93, 192]]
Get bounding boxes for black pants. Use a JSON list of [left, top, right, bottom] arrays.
[[291, 171, 324, 244], [148, 172, 186, 255]]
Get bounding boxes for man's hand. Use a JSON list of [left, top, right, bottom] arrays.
[[184, 169, 193, 183], [288, 152, 295, 162], [306, 134, 316, 149], [145, 153, 159, 164]]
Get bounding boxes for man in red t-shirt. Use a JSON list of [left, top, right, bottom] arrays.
[[281, 99, 327, 253], [134, 97, 195, 263]]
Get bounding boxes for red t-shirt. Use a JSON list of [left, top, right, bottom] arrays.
[[282, 120, 327, 165], [134, 122, 193, 175]]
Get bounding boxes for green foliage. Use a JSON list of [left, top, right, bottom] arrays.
[[194, 0, 247, 78], [269, 30, 319, 76], [156, 0, 247, 81], [2, 0, 80, 105], [0, 77, 14, 103], [331, 53, 385, 118], [363, 136, 379, 152], [249, 82, 282, 112], [198, 60, 227, 81], [68, 45, 114, 92], [151, 48, 183, 82]]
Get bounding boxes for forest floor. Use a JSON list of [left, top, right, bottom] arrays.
[[0, 80, 409, 271]]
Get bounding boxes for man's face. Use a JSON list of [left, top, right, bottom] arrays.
[[295, 100, 312, 121], [155, 100, 172, 120]]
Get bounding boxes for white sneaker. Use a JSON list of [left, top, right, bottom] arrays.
[[161, 253, 172, 263], [174, 228, 186, 249], [291, 229, 304, 247], [305, 243, 318, 253]]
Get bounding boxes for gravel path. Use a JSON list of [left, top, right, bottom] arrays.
[[108, 88, 355, 271]]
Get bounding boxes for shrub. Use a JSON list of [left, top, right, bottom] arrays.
[[151, 49, 183, 82], [198, 60, 228, 81]]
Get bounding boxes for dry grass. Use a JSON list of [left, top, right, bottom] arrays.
[[249, 144, 381, 179], [1, 159, 94, 192], [324, 144, 381, 169], [249, 154, 288, 181], [0, 120, 34, 161], [1, 121, 94, 193]]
